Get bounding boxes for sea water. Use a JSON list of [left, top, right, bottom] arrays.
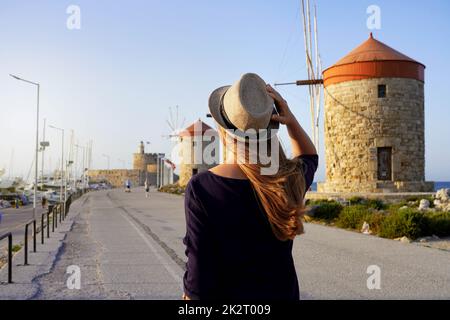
[[310, 182, 450, 192]]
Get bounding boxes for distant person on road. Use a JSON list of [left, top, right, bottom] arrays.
[[182, 74, 318, 300], [15, 197, 19, 209], [125, 179, 131, 193], [145, 180, 150, 198]]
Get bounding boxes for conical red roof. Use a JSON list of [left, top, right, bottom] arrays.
[[333, 33, 420, 66], [323, 33, 425, 86], [179, 119, 215, 137]]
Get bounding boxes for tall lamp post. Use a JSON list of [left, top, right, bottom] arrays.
[[75, 144, 86, 192], [10, 74, 40, 219], [40, 118, 50, 189], [49, 125, 65, 216], [66, 160, 73, 206]]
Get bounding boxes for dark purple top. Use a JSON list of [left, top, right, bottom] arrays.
[[183, 154, 319, 300]]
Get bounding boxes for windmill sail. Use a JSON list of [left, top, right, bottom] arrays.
[[301, 0, 323, 154]]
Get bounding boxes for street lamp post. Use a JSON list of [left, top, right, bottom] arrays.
[[65, 160, 73, 215], [40, 118, 48, 189], [49, 125, 65, 216], [10, 74, 40, 219], [75, 144, 86, 192]]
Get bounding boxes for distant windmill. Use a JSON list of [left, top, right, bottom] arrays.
[[162, 105, 186, 140]]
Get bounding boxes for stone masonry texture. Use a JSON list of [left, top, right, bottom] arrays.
[[317, 77, 434, 193]]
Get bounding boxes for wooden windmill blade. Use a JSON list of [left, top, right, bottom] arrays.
[[164, 105, 186, 140], [302, 0, 316, 146], [274, 0, 324, 150]]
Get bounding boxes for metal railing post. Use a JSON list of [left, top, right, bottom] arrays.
[[33, 220, 36, 252], [47, 212, 50, 238], [8, 233, 12, 283], [24, 224, 29, 265], [52, 207, 55, 232], [41, 214, 45, 244], [0, 232, 13, 283]]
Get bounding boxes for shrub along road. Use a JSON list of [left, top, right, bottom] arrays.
[[15, 187, 450, 299]]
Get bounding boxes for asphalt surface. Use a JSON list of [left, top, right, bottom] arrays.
[[2, 187, 450, 299], [0, 205, 47, 250]]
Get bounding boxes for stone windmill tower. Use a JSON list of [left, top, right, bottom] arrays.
[[178, 120, 219, 186], [317, 34, 434, 193]]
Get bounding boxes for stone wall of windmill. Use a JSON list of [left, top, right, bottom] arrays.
[[178, 120, 219, 187], [317, 34, 434, 193]]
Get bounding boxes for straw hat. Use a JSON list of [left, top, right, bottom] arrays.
[[208, 73, 279, 141]]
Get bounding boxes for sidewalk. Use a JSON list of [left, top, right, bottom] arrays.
[[31, 190, 183, 299], [0, 195, 88, 299]]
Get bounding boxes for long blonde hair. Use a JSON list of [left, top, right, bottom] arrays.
[[218, 127, 306, 241]]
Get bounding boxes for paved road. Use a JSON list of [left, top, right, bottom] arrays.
[[0, 205, 47, 249], [29, 188, 450, 299]]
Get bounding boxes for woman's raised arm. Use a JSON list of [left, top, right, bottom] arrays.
[[266, 85, 317, 157]]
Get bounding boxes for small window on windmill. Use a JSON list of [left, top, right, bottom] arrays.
[[378, 84, 386, 98], [192, 141, 196, 148]]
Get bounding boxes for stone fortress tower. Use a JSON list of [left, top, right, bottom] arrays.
[[178, 120, 219, 186], [133, 141, 159, 186], [87, 141, 162, 188], [317, 34, 434, 193]]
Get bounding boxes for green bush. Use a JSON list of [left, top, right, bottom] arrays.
[[348, 196, 365, 205], [424, 211, 450, 237], [336, 205, 370, 229], [379, 208, 427, 239], [312, 201, 343, 221], [405, 196, 420, 202], [366, 211, 386, 235], [403, 196, 435, 208], [387, 201, 408, 213], [308, 199, 337, 206], [366, 199, 386, 210], [159, 183, 185, 195], [346, 197, 386, 210]]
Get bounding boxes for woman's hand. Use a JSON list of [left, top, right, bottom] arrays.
[[266, 84, 317, 156], [266, 84, 296, 126]]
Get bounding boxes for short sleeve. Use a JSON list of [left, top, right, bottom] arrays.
[[298, 154, 319, 192], [183, 180, 216, 300]]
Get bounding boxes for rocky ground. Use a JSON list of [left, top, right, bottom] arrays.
[[414, 236, 450, 251]]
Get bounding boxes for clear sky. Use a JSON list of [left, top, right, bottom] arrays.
[[1, 0, 449, 182]]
